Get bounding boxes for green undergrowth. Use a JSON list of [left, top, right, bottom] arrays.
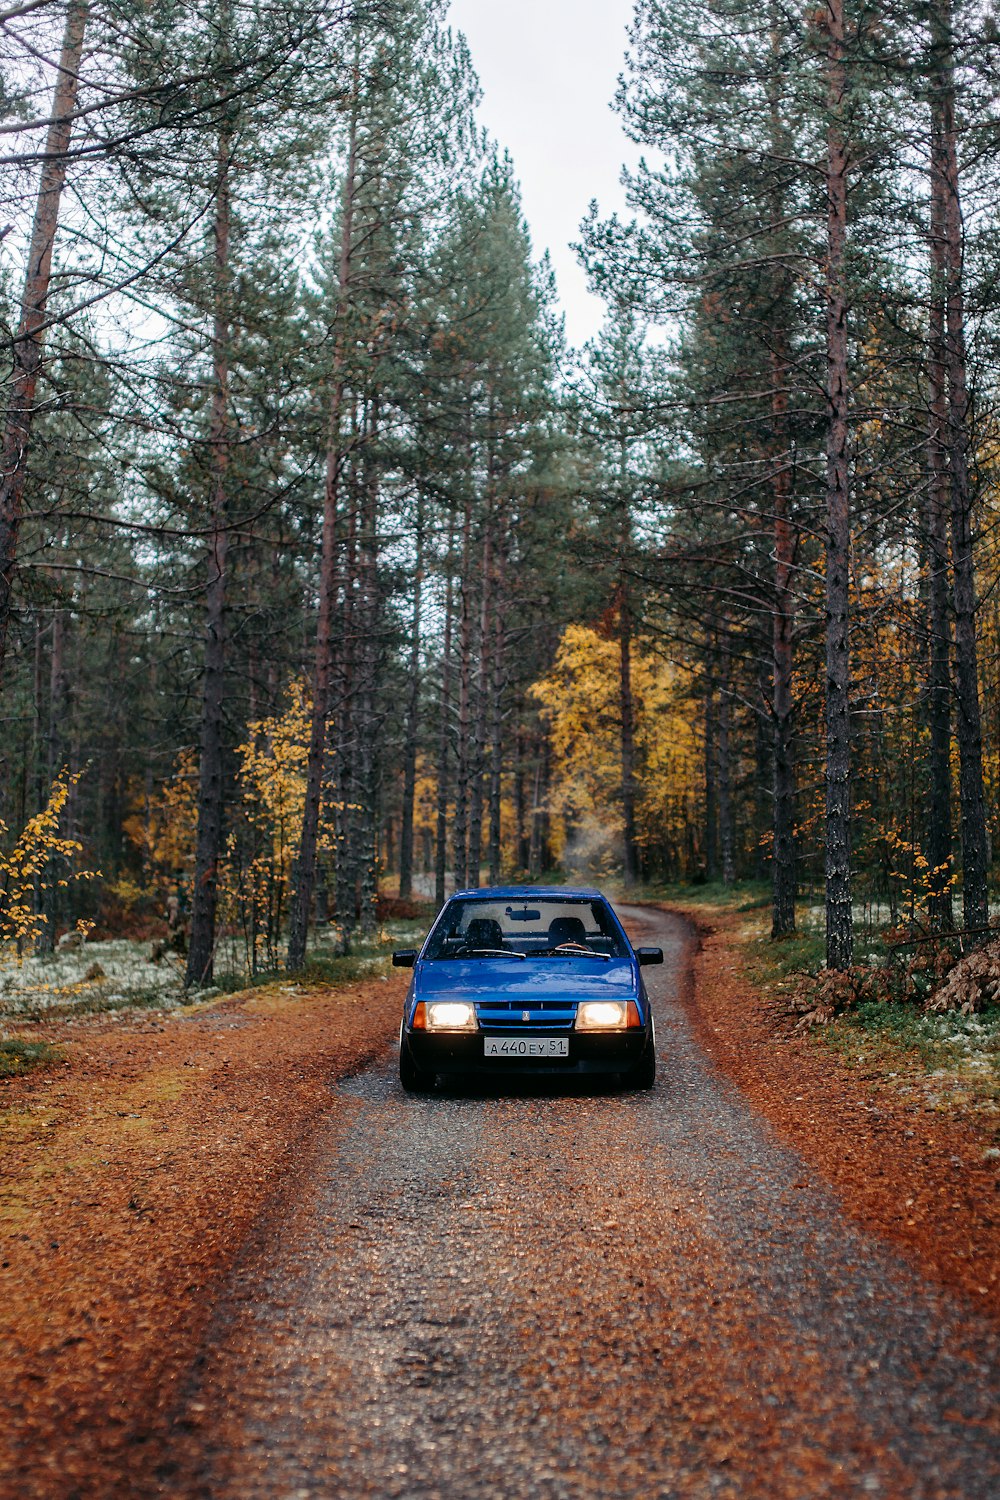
[[633, 878, 771, 913], [660, 885, 1000, 1135], [0, 1038, 64, 1078], [1, 915, 434, 1025]]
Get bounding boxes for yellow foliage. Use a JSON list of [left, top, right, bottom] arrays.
[[0, 769, 100, 958], [530, 623, 701, 866], [124, 748, 198, 880], [220, 680, 320, 972], [237, 681, 312, 855]]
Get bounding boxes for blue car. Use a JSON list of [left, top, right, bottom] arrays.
[[393, 886, 661, 1092]]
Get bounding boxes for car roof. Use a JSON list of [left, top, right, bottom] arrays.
[[448, 886, 606, 900]]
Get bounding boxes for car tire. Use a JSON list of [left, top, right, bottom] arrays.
[[399, 1029, 435, 1093], [623, 1039, 656, 1090]]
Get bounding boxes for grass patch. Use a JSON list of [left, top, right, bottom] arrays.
[[0, 1038, 63, 1078], [634, 878, 771, 912], [292, 952, 394, 987], [213, 919, 428, 997], [676, 884, 1000, 1128], [747, 928, 827, 988]]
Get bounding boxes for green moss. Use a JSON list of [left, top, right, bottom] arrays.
[[635, 878, 771, 910], [0, 1038, 64, 1078]]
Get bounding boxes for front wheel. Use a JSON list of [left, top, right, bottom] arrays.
[[623, 1040, 656, 1090], [399, 1028, 435, 1093]]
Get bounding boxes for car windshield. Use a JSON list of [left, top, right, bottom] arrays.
[[423, 897, 629, 960]]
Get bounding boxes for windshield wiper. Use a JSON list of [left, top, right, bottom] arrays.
[[532, 947, 611, 961], [456, 946, 526, 960]]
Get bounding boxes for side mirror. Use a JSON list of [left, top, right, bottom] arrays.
[[636, 947, 663, 967], [392, 949, 418, 968]]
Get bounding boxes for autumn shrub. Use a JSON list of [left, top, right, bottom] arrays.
[[787, 935, 963, 1029], [0, 1038, 63, 1078], [925, 938, 1000, 1016], [0, 770, 100, 960]]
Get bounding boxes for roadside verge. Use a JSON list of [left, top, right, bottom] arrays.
[[0, 972, 406, 1498], [670, 901, 1000, 1320]]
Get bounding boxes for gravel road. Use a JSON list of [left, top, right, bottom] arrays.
[[164, 907, 1000, 1499]]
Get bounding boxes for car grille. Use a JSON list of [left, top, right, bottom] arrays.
[[475, 1000, 576, 1031]]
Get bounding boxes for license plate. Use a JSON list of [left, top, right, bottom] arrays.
[[483, 1035, 568, 1058]]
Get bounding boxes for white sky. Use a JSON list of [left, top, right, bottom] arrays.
[[446, 0, 640, 351]]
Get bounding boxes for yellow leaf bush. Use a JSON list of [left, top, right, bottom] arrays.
[[0, 770, 100, 959]]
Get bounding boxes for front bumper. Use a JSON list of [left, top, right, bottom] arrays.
[[404, 1026, 650, 1079]]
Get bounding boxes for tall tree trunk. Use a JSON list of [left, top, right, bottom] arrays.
[[823, 0, 853, 971], [398, 493, 425, 901], [333, 434, 361, 952], [357, 398, 381, 940], [704, 678, 718, 881], [514, 717, 530, 874], [451, 487, 474, 891], [186, 104, 233, 989], [488, 571, 505, 885], [934, 0, 988, 939], [771, 346, 797, 937], [925, 88, 954, 931], [466, 518, 492, 888], [37, 607, 67, 953], [718, 643, 735, 887], [0, 0, 89, 682], [286, 99, 358, 970], [434, 512, 457, 908], [619, 585, 639, 886], [755, 660, 773, 885]]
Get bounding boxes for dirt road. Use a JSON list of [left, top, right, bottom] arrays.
[[158, 907, 999, 1498]]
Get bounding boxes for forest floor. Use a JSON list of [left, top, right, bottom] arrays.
[[671, 897, 1000, 1316], [1, 900, 998, 1495], [0, 970, 410, 1497]]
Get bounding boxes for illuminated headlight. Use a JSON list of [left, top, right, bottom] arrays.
[[425, 1000, 477, 1031], [575, 1000, 641, 1030]]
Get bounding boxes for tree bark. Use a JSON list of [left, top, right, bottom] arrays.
[[434, 510, 457, 908], [398, 492, 424, 901], [619, 584, 639, 886], [823, 0, 853, 972], [513, 717, 529, 874], [488, 563, 505, 886], [0, 0, 89, 683], [356, 397, 381, 940], [466, 515, 492, 888], [286, 97, 357, 970], [186, 98, 233, 989], [37, 606, 66, 953], [925, 85, 954, 931], [451, 484, 474, 891], [771, 346, 797, 937], [718, 643, 735, 887], [332, 426, 360, 953], [933, 0, 988, 939], [704, 678, 717, 881]]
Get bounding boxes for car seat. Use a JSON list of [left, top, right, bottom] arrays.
[[547, 915, 588, 947], [463, 917, 505, 949]]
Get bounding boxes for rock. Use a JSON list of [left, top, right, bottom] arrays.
[[57, 931, 84, 951], [83, 962, 106, 982]]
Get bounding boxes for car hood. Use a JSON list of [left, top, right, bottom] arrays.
[[413, 956, 637, 1003]]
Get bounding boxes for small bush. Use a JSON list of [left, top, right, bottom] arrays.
[[0, 1037, 63, 1078]]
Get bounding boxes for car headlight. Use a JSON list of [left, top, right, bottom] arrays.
[[575, 1000, 642, 1030], [424, 1000, 477, 1031]]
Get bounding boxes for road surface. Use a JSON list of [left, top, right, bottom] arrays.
[[161, 906, 1000, 1498]]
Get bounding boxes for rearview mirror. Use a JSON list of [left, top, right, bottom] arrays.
[[636, 947, 663, 966], [392, 949, 418, 968]]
